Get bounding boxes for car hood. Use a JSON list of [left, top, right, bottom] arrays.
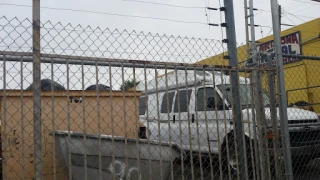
[[242, 107, 318, 121]]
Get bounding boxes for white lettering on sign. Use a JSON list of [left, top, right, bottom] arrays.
[[108, 160, 142, 180]]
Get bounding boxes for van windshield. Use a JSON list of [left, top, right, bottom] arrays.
[[217, 84, 270, 108]]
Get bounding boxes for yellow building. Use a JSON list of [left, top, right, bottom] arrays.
[[198, 18, 320, 112]]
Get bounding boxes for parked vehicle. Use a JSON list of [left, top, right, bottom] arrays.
[[137, 70, 320, 173]]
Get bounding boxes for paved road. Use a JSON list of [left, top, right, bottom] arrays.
[[170, 158, 320, 180]]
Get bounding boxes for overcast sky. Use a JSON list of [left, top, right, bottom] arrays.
[[1, 0, 319, 43], [0, 0, 319, 90]]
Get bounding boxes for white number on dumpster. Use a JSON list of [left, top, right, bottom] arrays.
[[108, 160, 142, 180]]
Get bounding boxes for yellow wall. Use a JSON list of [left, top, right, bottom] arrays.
[[198, 18, 320, 65], [283, 61, 308, 103], [197, 18, 320, 112]]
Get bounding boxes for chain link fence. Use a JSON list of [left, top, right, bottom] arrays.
[[1, 16, 320, 180]]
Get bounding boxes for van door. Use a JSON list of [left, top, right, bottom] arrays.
[[149, 90, 177, 142], [195, 87, 228, 152], [172, 88, 194, 150]]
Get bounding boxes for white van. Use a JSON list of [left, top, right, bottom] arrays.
[[137, 70, 320, 171]]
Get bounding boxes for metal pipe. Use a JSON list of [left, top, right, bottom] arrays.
[[95, 63, 102, 180], [175, 68, 186, 180], [269, 1, 293, 180], [20, 58, 26, 179], [32, 0, 42, 179], [66, 61, 72, 179], [267, 53, 282, 180], [50, 58, 56, 180], [194, 68, 204, 180], [2, 56, 8, 180], [81, 61, 88, 180], [223, 0, 246, 179], [0, 54, 258, 72], [249, 0, 268, 179], [154, 67, 164, 180], [120, 65, 129, 180], [165, 66, 176, 180], [282, 54, 320, 60], [108, 63, 116, 180]]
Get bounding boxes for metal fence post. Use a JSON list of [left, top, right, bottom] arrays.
[[33, 0, 42, 179], [267, 53, 282, 180], [249, 0, 268, 179], [223, 0, 246, 179], [269, 2, 293, 180]]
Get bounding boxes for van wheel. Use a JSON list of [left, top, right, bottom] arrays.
[[221, 135, 255, 178]]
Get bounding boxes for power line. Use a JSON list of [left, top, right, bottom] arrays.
[[258, 9, 271, 12], [291, 3, 316, 15], [254, 10, 265, 16], [255, 8, 316, 20], [281, 8, 317, 19], [121, 0, 204, 9], [283, 0, 320, 16], [283, 1, 301, 9], [291, 0, 320, 5], [283, 16, 297, 26], [282, 9, 306, 22], [283, 1, 307, 10], [0, 3, 208, 25]]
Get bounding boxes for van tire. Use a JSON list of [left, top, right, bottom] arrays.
[[221, 135, 255, 178]]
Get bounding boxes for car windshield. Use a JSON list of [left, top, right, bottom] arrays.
[[217, 84, 270, 108]]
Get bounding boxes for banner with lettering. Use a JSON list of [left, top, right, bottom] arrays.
[[256, 31, 302, 67]]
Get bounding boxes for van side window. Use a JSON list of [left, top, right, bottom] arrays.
[[174, 89, 192, 112], [161, 92, 175, 113], [139, 96, 146, 115], [197, 87, 223, 111]]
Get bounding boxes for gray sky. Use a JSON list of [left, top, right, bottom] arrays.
[[0, 0, 319, 90], [1, 0, 319, 43]]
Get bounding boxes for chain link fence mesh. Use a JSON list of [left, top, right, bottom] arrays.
[[0, 16, 320, 180]]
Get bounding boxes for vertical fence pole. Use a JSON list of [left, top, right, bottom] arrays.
[[32, 0, 42, 179], [267, 54, 282, 180], [249, 0, 268, 179], [269, 1, 293, 180], [223, 0, 246, 179]]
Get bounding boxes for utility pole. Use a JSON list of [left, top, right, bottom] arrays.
[[223, 0, 246, 179], [270, 1, 294, 180], [33, 0, 42, 179]]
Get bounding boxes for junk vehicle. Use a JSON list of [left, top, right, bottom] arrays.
[[137, 70, 320, 173]]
